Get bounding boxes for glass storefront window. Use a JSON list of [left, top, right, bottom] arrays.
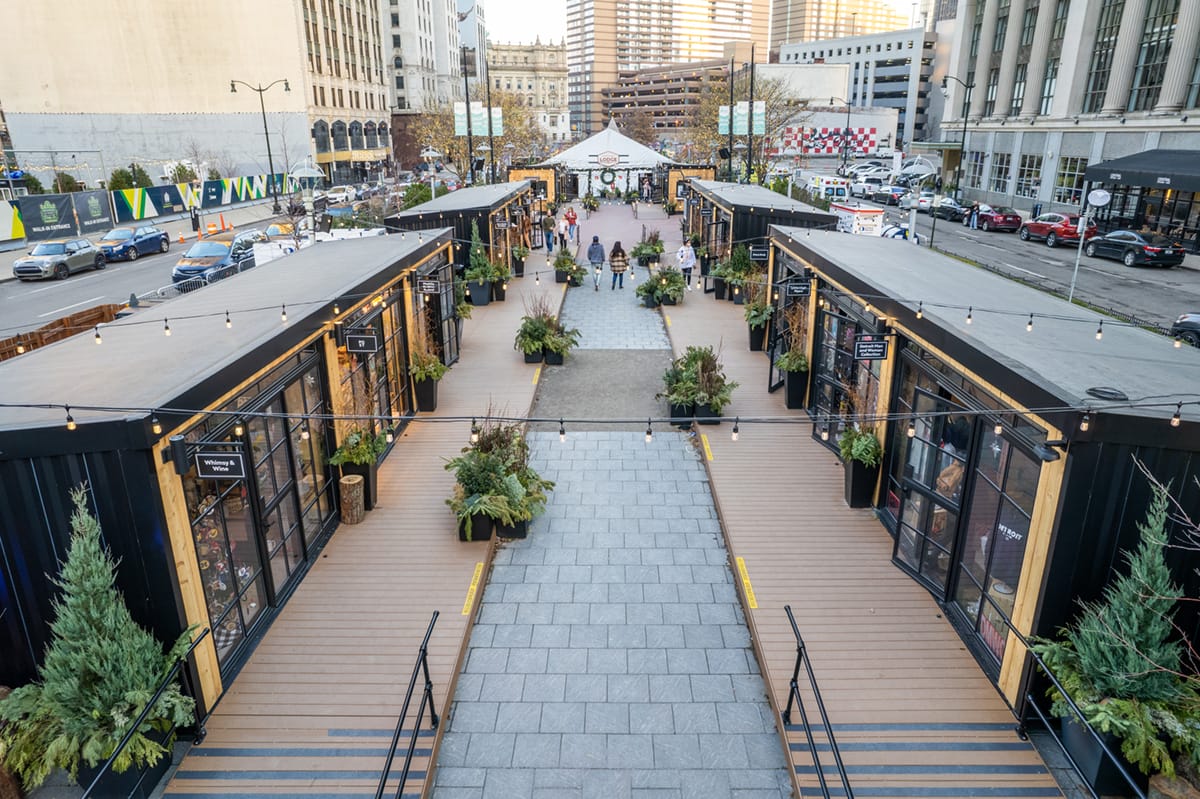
[[811, 303, 882, 448]]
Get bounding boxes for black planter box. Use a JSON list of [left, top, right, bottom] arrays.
[[748, 323, 767, 351], [713, 278, 727, 300], [662, 295, 677, 306], [1061, 716, 1147, 796], [492, 282, 507, 301], [458, 512, 494, 541], [643, 294, 661, 308], [341, 461, 379, 510], [414, 378, 438, 412], [468, 279, 492, 306], [555, 269, 569, 283], [669, 402, 694, 428], [513, 258, 525, 277], [523, 348, 544, 363], [784, 370, 807, 409], [495, 520, 528, 539], [77, 739, 173, 799], [568, 275, 583, 287], [731, 286, 745, 305], [843, 458, 878, 508], [544, 350, 565, 365], [695, 403, 720, 425]]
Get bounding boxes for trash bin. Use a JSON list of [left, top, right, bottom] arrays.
[[1031, 203, 1042, 218]]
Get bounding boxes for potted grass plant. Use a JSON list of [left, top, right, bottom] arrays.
[[743, 269, 773, 351], [329, 427, 388, 510], [511, 243, 529, 278], [777, 302, 810, 409], [837, 426, 883, 508], [409, 324, 449, 412]]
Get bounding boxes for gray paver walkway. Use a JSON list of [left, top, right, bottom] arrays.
[[559, 256, 671, 350], [431, 431, 792, 799]]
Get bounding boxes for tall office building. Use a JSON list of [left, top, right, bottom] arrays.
[[770, 0, 911, 50], [567, 0, 769, 137], [941, 0, 1200, 247], [0, 0, 390, 186]]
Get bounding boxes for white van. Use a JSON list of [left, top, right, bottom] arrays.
[[809, 175, 850, 201]]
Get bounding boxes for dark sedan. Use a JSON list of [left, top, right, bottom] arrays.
[[1172, 312, 1200, 347], [98, 226, 170, 261], [931, 197, 967, 221], [870, 185, 905, 205], [1083, 230, 1187, 267]]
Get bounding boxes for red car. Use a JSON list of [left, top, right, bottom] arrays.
[[1018, 212, 1098, 247], [974, 204, 1022, 232]]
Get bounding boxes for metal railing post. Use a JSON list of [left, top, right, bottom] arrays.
[[375, 611, 440, 799]]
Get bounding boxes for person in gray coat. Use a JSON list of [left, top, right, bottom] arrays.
[[587, 235, 606, 291]]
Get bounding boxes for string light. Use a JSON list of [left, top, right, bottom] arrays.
[[151, 415, 163, 435], [966, 307, 973, 324], [559, 418, 566, 442], [233, 419, 245, 436], [1176, 336, 1184, 349], [1026, 314, 1034, 332], [333, 302, 340, 315], [93, 326, 102, 345], [820, 427, 830, 441], [994, 421, 1003, 436], [281, 305, 288, 324], [470, 418, 480, 444], [645, 418, 653, 443], [915, 302, 923, 320], [15, 337, 24, 354], [301, 428, 310, 440], [1171, 403, 1182, 427], [907, 420, 916, 438], [164, 318, 172, 336], [65, 405, 76, 431], [225, 310, 232, 329], [535, 273, 540, 286], [731, 417, 739, 441], [1079, 413, 1091, 432], [385, 429, 395, 443], [1095, 321, 1103, 340]]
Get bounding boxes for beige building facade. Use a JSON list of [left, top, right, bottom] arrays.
[[0, 0, 389, 187], [770, 0, 910, 50], [488, 41, 571, 144], [567, 0, 769, 137]]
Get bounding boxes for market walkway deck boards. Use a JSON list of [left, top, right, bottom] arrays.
[[664, 284, 1061, 798], [164, 258, 548, 797]]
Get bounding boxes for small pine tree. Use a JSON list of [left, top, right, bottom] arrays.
[[21, 174, 44, 195], [129, 163, 153, 188], [108, 168, 134, 191], [465, 220, 491, 281], [0, 487, 195, 789]]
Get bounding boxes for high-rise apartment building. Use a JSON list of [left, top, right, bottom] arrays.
[[0, 0, 390, 187], [567, 0, 769, 137], [941, 0, 1200, 248], [770, 0, 910, 50], [488, 42, 571, 144]]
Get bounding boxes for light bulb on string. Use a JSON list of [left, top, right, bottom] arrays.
[[15, 337, 25, 354], [386, 429, 395, 443], [1026, 314, 1034, 332], [994, 422, 1003, 436], [731, 418, 739, 441], [1095, 321, 1103, 340], [1175, 336, 1183, 348], [470, 418, 480, 444], [233, 419, 245, 437], [645, 418, 653, 443], [559, 418, 566, 443], [333, 302, 340, 315], [906, 420, 916, 438], [1079, 413, 1091, 432], [915, 302, 923, 320], [820, 426, 830, 441], [151, 415, 163, 435], [94, 326, 102, 345], [164, 318, 172, 336], [965, 307, 973, 325], [226, 310, 233, 329], [301, 427, 310, 440], [1171, 403, 1182, 428], [65, 405, 76, 431], [281, 305, 288, 324], [535, 272, 541, 286]]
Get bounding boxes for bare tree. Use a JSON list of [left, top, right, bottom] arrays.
[[211, 151, 240, 178]]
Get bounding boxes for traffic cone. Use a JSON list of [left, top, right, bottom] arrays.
[[219, 213, 227, 231], [178, 232, 185, 244]]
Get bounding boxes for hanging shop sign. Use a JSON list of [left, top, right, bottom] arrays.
[[749, 245, 770, 261], [785, 279, 811, 297], [194, 451, 247, 480], [346, 333, 380, 354], [417, 279, 440, 295], [853, 337, 889, 361], [700, 207, 713, 218], [494, 219, 511, 229]]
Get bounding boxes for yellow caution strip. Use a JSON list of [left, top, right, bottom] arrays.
[[700, 433, 713, 461], [532, 365, 542, 385], [462, 562, 484, 615], [735, 557, 758, 609], [664, 314, 671, 327]]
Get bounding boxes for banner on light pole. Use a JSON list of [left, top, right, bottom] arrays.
[[454, 102, 501, 136], [718, 105, 730, 135], [490, 107, 504, 136]]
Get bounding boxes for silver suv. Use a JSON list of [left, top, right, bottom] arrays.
[[13, 238, 106, 281]]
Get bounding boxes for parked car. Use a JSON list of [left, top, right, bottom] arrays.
[[931, 197, 968, 221], [971, 204, 1022, 233], [1171, 312, 1200, 347], [171, 229, 267, 284], [847, 160, 885, 176], [1084, 230, 1187, 267], [97, 225, 170, 261], [12, 238, 106, 281], [850, 176, 884, 198], [870, 185, 906, 205], [1018, 212, 1098, 247], [324, 185, 356, 204], [899, 190, 936, 212]]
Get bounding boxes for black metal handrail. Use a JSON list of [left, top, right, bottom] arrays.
[[82, 627, 211, 799], [375, 611, 440, 799], [781, 605, 853, 799], [1004, 624, 1147, 799]]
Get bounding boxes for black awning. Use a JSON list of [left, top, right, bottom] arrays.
[[1084, 149, 1200, 193]]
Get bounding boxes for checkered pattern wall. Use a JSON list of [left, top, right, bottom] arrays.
[[769, 127, 878, 156]]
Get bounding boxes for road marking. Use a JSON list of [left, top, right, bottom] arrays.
[[977, 241, 1007, 251], [663, 313, 671, 327], [38, 295, 106, 317], [735, 557, 758, 609], [462, 562, 484, 615], [1000, 263, 1047, 279], [532, 365, 541, 385], [700, 433, 713, 461]]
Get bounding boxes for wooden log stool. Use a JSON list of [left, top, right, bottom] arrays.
[[339, 475, 365, 524]]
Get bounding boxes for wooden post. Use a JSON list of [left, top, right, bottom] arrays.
[[340, 475, 365, 524]]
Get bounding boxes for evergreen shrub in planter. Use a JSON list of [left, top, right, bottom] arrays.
[[837, 427, 882, 508]]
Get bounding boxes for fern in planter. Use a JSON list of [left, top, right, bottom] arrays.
[[1032, 484, 1200, 779], [544, 324, 581, 356], [635, 278, 662, 305], [775, 349, 809, 372], [329, 428, 388, 466], [514, 314, 553, 355], [511, 243, 530, 262], [409, 326, 449, 382], [656, 266, 687, 302], [837, 427, 883, 467], [743, 270, 774, 325]]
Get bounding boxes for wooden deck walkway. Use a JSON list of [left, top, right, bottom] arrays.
[[663, 292, 1062, 798], [164, 275, 565, 797]]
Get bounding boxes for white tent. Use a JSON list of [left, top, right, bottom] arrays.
[[539, 119, 675, 197]]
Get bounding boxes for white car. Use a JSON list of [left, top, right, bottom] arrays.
[[850, 176, 884, 198], [324, 185, 356, 204]]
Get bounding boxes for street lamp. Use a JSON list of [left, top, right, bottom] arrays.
[[941, 76, 975, 203], [420, 145, 441, 199], [830, 97, 853, 175], [231, 78, 291, 214], [476, 144, 491, 184]]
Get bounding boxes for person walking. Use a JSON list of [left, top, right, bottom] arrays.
[[969, 202, 980, 230], [676, 238, 697, 291], [564, 205, 578, 242], [587, 235, 606, 292], [541, 212, 556, 253], [557, 215, 569, 250], [609, 241, 629, 290], [631, 196, 638, 219]]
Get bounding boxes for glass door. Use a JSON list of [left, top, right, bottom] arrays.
[[892, 387, 971, 596], [246, 399, 307, 599]]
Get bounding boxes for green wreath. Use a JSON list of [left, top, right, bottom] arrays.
[[599, 168, 616, 185]]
